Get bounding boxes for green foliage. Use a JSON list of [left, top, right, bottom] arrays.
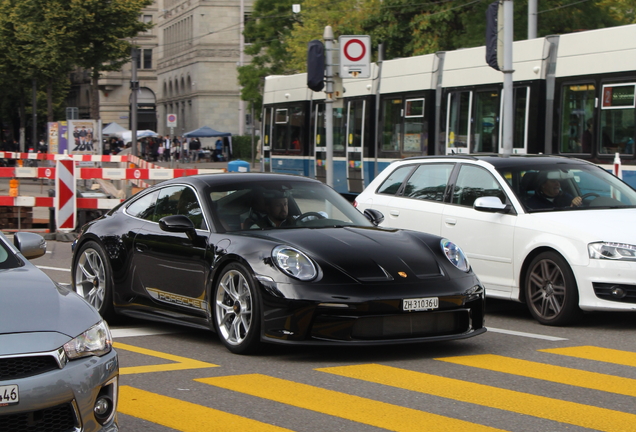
[[0, 0, 153, 137], [239, 0, 299, 113], [230, 135, 258, 161]]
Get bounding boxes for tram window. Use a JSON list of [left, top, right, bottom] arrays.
[[275, 109, 288, 124], [472, 91, 498, 153], [447, 91, 471, 151], [599, 84, 635, 156], [290, 106, 305, 152], [382, 98, 402, 153], [347, 100, 365, 148], [404, 99, 426, 153], [403, 163, 454, 202], [560, 84, 595, 154], [333, 108, 346, 154], [263, 108, 273, 149], [314, 104, 325, 149], [513, 87, 529, 151]]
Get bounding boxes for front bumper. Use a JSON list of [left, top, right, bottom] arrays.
[[575, 259, 636, 311], [0, 349, 119, 432], [259, 282, 486, 345]]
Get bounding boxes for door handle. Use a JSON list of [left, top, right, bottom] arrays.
[[135, 243, 148, 252], [389, 210, 400, 217], [445, 218, 457, 226]]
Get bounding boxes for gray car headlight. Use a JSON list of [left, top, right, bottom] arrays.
[[272, 245, 317, 281], [441, 238, 470, 272], [588, 242, 636, 261], [64, 320, 113, 360]]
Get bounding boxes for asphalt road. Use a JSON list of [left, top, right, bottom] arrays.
[[26, 240, 636, 432]]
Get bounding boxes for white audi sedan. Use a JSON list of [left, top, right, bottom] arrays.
[[355, 155, 636, 326]]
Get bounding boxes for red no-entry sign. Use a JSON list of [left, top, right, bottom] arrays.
[[339, 35, 371, 78]]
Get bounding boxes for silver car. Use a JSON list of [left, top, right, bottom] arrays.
[[0, 232, 118, 431]]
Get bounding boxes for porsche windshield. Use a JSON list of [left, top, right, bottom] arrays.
[[498, 163, 636, 212], [209, 180, 372, 231]]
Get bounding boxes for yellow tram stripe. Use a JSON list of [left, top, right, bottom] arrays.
[[114, 342, 219, 375], [436, 354, 636, 397], [540, 345, 636, 367], [119, 386, 294, 432], [317, 363, 636, 432], [196, 374, 505, 432]]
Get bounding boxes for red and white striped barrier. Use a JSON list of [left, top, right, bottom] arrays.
[[55, 158, 76, 230], [0, 196, 122, 210], [0, 151, 129, 163], [0, 167, 225, 180]]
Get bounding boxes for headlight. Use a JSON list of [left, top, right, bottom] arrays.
[[64, 320, 113, 360], [441, 238, 470, 272], [272, 245, 317, 281], [588, 242, 636, 261]]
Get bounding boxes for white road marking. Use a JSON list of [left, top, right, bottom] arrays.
[[37, 265, 71, 272], [111, 327, 178, 338], [487, 327, 568, 341]]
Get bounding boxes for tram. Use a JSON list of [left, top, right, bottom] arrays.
[[261, 24, 636, 194]]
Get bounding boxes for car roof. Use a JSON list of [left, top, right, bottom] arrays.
[[401, 154, 593, 170], [158, 172, 322, 189]]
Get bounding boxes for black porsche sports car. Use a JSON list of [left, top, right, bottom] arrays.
[[71, 173, 485, 354]]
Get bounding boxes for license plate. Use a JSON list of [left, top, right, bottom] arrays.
[[0, 385, 19, 407], [403, 297, 439, 311]]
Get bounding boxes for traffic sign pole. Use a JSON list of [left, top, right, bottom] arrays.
[[324, 26, 334, 188]]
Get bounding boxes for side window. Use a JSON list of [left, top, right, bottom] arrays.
[[403, 163, 454, 201], [155, 186, 207, 230], [126, 190, 158, 220], [377, 165, 414, 195], [452, 165, 505, 207]]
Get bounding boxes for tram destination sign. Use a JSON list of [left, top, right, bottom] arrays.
[[339, 35, 371, 78]]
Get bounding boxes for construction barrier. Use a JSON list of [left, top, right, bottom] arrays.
[[0, 152, 226, 231]]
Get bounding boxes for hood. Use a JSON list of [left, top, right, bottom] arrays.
[[0, 263, 102, 339], [524, 208, 636, 244], [256, 227, 443, 281]]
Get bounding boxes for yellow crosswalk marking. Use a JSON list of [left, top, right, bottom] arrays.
[[318, 364, 636, 432], [196, 374, 505, 432], [119, 386, 294, 432], [114, 342, 218, 375], [540, 346, 636, 367], [436, 354, 636, 397]]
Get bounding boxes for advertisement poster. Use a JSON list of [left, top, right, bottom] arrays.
[[59, 122, 68, 154], [47, 122, 59, 154], [68, 120, 98, 155]]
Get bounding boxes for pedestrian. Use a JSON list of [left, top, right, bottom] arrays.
[[214, 138, 223, 161], [191, 138, 201, 162]]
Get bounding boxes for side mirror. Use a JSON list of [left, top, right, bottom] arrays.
[[474, 196, 511, 213], [363, 208, 385, 226], [14, 232, 47, 259], [159, 215, 198, 241]]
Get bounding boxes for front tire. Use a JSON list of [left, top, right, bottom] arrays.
[[73, 241, 115, 321], [213, 263, 262, 354], [525, 251, 581, 326]]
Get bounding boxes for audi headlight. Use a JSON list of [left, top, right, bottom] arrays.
[[588, 242, 636, 261], [272, 245, 317, 281], [64, 320, 113, 360], [441, 238, 470, 272]]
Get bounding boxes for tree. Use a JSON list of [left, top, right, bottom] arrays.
[[66, 0, 153, 120], [238, 0, 299, 114]]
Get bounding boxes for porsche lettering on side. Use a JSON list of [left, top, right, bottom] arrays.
[[71, 173, 485, 354]]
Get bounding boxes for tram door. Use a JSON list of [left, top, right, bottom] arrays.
[[262, 108, 273, 172], [313, 104, 327, 184], [346, 99, 365, 193]]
